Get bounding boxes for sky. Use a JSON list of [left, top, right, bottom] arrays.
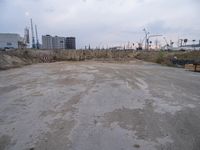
[[0, 0, 199, 48]]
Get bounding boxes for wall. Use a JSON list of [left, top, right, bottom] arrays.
[[0, 33, 20, 49]]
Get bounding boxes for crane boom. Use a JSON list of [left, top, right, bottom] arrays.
[[163, 37, 169, 45]]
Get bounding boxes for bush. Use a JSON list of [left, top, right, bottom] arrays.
[[156, 51, 164, 64]]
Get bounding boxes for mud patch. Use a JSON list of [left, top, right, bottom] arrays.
[[0, 85, 18, 95], [103, 107, 164, 141], [60, 93, 82, 114], [0, 135, 11, 150], [57, 78, 84, 86], [110, 83, 121, 88], [39, 93, 82, 118], [34, 119, 75, 150], [103, 107, 146, 138]]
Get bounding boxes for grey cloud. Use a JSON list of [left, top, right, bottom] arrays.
[[45, 8, 55, 13], [0, 0, 199, 48]]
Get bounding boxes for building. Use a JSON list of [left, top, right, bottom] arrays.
[[42, 35, 53, 49], [0, 33, 22, 49], [66, 37, 76, 49], [42, 35, 76, 50], [52, 36, 65, 49]]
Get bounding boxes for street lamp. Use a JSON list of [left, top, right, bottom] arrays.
[[143, 28, 150, 50]]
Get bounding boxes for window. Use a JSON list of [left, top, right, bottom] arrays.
[[7, 42, 12, 46]]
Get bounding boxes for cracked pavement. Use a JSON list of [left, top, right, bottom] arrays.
[[0, 60, 200, 150]]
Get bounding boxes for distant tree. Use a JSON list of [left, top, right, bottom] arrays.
[[192, 40, 196, 50], [184, 39, 188, 46]]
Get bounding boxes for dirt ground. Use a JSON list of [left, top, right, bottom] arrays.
[[0, 60, 200, 150]]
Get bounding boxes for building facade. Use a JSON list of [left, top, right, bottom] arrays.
[[52, 36, 65, 49], [0, 33, 22, 49], [66, 37, 76, 49], [42, 35, 53, 49], [42, 35, 76, 50]]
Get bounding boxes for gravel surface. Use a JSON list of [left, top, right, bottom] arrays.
[[0, 60, 200, 150]]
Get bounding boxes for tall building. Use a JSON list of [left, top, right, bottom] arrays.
[[66, 37, 76, 49], [52, 36, 65, 49], [0, 33, 22, 49], [42, 35, 53, 49], [42, 35, 76, 50]]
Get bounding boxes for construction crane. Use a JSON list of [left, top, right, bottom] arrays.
[[143, 28, 162, 50], [30, 18, 36, 49], [163, 37, 169, 46], [35, 25, 39, 49], [163, 37, 172, 50], [24, 27, 30, 47], [147, 34, 162, 50]]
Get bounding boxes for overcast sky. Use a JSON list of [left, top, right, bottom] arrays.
[[0, 0, 199, 48]]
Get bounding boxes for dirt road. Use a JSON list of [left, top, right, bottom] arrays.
[[0, 61, 200, 150]]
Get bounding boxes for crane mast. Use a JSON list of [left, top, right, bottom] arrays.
[[30, 18, 36, 49], [35, 25, 39, 49]]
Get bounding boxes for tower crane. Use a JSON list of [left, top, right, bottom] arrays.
[[30, 18, 36, 49], [142, 28, 162, 50], [147, 34, 162, 50], [163, 37, 170, 50], [35, 25, 39, 49]]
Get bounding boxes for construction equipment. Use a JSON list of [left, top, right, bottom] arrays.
[[137, 43, 143, 50], [24, 27, 30, 44], [35, 25, 40, 49], [162, 37, 171, 50], [147, 34, 162, 50], [142, 29, 162, 50], [185, 63, 200, 72], [30, 18, 36, 49]]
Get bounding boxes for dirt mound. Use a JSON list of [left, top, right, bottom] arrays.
[[0, 53, 26, 70], [1, 49, 199, 70]]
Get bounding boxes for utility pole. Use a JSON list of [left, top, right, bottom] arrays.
[[155, 39, 158, 50], [179, 39, 183, 47], [30, 18, 35, 49], [143, 28, 149, 50]]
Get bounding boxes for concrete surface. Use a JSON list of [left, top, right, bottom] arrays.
[[0, 60, 200, 150]]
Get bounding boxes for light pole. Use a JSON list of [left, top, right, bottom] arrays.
[[143, 28, 150, 50]]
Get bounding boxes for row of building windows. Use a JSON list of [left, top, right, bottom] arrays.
[[42, 35, 76, 50]]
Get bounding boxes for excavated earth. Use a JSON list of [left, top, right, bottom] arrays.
[[0, 60, 200, 150]]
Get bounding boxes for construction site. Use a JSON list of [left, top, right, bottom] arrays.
[[1, 0, 200, 149], [0, 20, 200, 150], [0, 42, 200, 150]]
